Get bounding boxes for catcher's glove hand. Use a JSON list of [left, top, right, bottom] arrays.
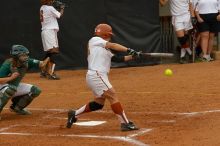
[[39, 57, 50, 72]]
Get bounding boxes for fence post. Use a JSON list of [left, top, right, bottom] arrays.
[[218, 33, 220, 51]]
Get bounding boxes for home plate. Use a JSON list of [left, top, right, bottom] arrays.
[[74, 121, 106, 126]]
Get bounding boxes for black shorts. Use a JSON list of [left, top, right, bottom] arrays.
[[197, 13, 220, 33]]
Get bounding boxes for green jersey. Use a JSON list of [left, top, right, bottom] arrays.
[[0, 58, 40, 87]]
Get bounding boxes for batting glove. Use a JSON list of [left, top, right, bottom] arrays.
[[127, 48, 138, 57]]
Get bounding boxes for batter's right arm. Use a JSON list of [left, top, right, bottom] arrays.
[[105, 42, 128, 52], [106, 42, 140, 60]]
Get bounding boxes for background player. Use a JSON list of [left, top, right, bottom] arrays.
[[0, 45, 49, 120], [40, 0, 65, 79], [160, 0, 194, 63], [66, 24, 140, 131]]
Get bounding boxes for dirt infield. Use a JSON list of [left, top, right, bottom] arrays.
[[1, 61, 220, 146]]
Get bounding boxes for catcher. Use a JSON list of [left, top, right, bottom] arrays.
[[66, 24, 140, 131], [0, 45, 49, 120]]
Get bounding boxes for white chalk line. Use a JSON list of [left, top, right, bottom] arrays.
[[4, 107, 220, 116], [0, 132, 149, 146], [0, 125, 19, 132], [1, 108, 220, 146], [0, 124, 151, 146], [44, 91, 219, 96]]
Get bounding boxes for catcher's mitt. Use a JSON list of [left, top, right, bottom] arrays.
[[39, 57, 50, 73]]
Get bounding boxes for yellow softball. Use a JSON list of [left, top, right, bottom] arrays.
[[164, 69, 173, 76]]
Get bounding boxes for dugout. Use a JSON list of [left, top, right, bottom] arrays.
[[0, 0, 165, 69]]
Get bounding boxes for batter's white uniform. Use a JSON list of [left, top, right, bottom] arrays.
[[86, 37, 114, 97], [40, 5, 61, 51], [169, 0, 193, 31]]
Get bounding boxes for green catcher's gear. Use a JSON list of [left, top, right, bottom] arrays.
[[0, 94, 10, 113], [10, 86, 41, 115], [10, 45, 29, 57], [0, 85, 17, 113]]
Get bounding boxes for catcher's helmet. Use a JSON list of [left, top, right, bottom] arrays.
[[10, 45, 29, 57], [95, 24, 113, 39]]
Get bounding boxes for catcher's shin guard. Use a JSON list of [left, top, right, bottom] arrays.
[[0, 95, 10, 113], [0, 85, 17, 112], [10, 86, 41, 115]]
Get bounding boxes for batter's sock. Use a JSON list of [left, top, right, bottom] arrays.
[[185, 48, 192, 55], [75, 103, 91, 117], [180, 48, 186, 58], [111, 102, 129, 124]]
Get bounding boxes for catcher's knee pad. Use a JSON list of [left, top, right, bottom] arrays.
[[30, 86, 41, 97], [89, 101, 104, 111], [4, 85, 17, 97], [177, 35, 189, 46]]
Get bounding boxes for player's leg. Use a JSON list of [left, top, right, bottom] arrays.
[[47, 51, 60, 80], [200, 31, 209, 61], [173, 14, 192, 63], [66, 72, 107, 128], [207, 32, 215, 61], [176, 30, 188, 63], [207, 13, 220, 61], [197, 14, 211, 61], [10, 83, 41, 115], [41, 29, 60, 80], [103, 88, 139, 131], [66, 98, 105, 128], [0, 84, 17, 113], [183, 13, 193, 58]]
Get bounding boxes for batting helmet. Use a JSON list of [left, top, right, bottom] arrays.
[[41, 0, 53, 5], [10, 45, 29, 57], [95, 24, 113, 39]]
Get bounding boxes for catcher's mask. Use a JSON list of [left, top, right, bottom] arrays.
[[10, 45, 29, 65], [95, 24, 113, 40]]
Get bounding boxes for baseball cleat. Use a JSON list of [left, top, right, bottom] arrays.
[[121, 121, 139, 131], [40, 72, 48, 78], [47, 73, 60, 80], [66, 110, 77, 128]]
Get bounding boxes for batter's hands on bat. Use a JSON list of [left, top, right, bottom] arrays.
[[127, 48, 138, 56]]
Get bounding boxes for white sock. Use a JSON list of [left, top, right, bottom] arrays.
[[186, 48, 192, 55], [115, 111, 129, 124], [203, 54, 207, 58], [180, 48, 186, 58]]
